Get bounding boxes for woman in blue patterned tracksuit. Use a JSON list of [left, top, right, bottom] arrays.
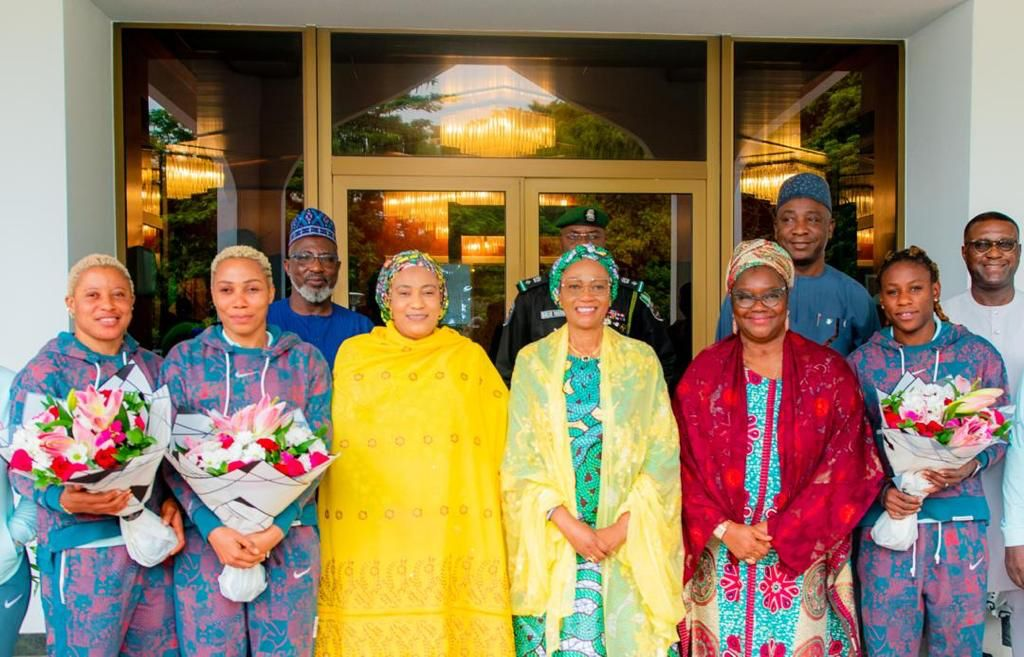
[[6, 255, 183, 657], [0, 365, 34, 657], [848, 247, 1007, 657], [162, 246, 331, 657]]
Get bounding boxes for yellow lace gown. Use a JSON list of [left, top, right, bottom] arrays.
[[315, 323, 514, 657]]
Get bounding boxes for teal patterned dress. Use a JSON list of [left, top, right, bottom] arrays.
[[688, 370, 854, 657], [513, 355, 678, 657], [513, 355, 606, 657]]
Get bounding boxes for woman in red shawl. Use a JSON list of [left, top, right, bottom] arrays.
[[675, 239, 882, 657]]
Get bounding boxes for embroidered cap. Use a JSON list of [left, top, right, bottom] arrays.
[[288, 208, 336, 246]]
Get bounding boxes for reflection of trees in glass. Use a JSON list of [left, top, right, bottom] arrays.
[[149, 108, 193, 147], [447, 204, 506, 346], [532, 101, 646, 160], [804, 73, 863, 177], [333, 93, 442, 155], [346, 191, 387, 315], [332, 92, 647, 159], [147, 108, 218, 346], [804, 73, 864, 279]]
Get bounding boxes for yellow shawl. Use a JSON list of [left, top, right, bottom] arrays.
[[501, 326, 684, 656], [316, 323, 513, 657]]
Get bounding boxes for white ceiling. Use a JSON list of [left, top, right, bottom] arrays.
[[91, 0, 963, 40]]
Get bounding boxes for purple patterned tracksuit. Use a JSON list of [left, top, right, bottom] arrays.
[[7, 332, 177, 657], [161, 326, 331, 657], [847, 321, 1008, 657]]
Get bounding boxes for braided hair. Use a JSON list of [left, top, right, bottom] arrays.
[[878, 245, 949, 322]]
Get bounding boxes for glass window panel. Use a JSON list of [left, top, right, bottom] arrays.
[[347, 190, 507, 350], [120, 29, 304, 352], [535, 192, 693, 366], [733, 42, 900, 291], [331, 34, 706, 160]]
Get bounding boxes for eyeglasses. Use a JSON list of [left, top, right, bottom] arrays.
[[560, 278, 611, 297], [564, 231, 604, 243], [965, 239, 1018, 254], [731, 287, 788, 309], [289, 252, 340, 266]]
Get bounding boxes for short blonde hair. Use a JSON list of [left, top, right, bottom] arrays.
[[67, 254, 134, 297], [210, 245, 273, 286]]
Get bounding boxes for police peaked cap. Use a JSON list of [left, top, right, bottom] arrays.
[[554, 206, 610, 229]]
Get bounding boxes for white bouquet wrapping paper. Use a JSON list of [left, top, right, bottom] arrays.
[[166, 409, 335, 602]]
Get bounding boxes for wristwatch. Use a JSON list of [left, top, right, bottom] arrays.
[[713, 520, 730, 540]]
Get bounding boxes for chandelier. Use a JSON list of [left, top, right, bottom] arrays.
[[141, 150, 162, 216], [838, 174, 874, 218], [164, 144, 225, 199], [383, 191, 505, 243], [440, 108, 555, 158], [739, 150, 828, 203]]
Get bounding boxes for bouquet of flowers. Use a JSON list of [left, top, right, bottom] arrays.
[[1, 363, 178, 566], [871, 371, 1011, 551], [166, 395, 335, 602]]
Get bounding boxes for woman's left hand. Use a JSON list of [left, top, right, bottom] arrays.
[[160, 498, 187, 556], [595, 512, 630, 557], [921, 459, 979, 491], [246, 526, 286, 559]]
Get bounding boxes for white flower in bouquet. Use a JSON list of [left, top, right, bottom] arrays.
[[284, 425, 308, 447], [241, 442, 267, 462]]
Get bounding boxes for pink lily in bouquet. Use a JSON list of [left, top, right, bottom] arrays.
[[880, 376, 1010, 447], [7, 385, 157, 487], [178, 395, 328, 477]]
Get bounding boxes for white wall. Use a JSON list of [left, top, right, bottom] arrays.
[[0, 0, 114, 373], [64, 0, 116, 262], [905, 0, 974, 297], [0, 0, 71, 372], [905, 0, 1024, 297], [968, 0, 1024, 224]]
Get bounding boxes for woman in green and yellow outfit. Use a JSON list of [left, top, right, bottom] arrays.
[[501, 244, 684, 657]]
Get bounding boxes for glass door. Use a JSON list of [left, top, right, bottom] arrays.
[[523, 178, 708, 369], [334, 176, 522, 350]]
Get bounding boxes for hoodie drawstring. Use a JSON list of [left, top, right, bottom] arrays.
[[223, 352, 272, 414], [897, 346, 942, 382], [223, 352, 232, 415], [909, 539, 917, 578], [93, 362, 102, 388], [934, 520, 943, 565], [259, 357, 270, 399]]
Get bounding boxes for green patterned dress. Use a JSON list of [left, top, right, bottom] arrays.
[[513, 354, 605, 657]]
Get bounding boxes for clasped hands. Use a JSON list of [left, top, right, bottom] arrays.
[[208, 525, 286, 569], [883, 459, 978, 520], [58, 485, 187, 556], [550, 506, 630, 563], [720, 521, 772, 565]]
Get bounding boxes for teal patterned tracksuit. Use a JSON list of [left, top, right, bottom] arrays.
[[6, 333, 177, 657], [161, 326, 331, 657]]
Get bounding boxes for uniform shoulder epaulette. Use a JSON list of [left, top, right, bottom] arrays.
[[619, 276, 645, 293], [516, 275, 545, 293]]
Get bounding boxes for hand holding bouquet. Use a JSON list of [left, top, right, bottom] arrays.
[[2, 364, 178, 566], [167, 395, 335, 602], [871, 372, 1011, 551]]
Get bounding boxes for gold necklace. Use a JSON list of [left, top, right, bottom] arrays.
[[568, 338, 601, 360]]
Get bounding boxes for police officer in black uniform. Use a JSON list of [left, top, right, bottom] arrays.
[[493, 206, 676, 385]]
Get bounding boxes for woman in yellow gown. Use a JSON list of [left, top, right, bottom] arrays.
[[315, 250, 514, 657]]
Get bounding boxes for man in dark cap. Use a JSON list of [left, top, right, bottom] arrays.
[[267, 208, 373, 365], [715, 172, 879, 355], [494, 206, 675, 384]]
